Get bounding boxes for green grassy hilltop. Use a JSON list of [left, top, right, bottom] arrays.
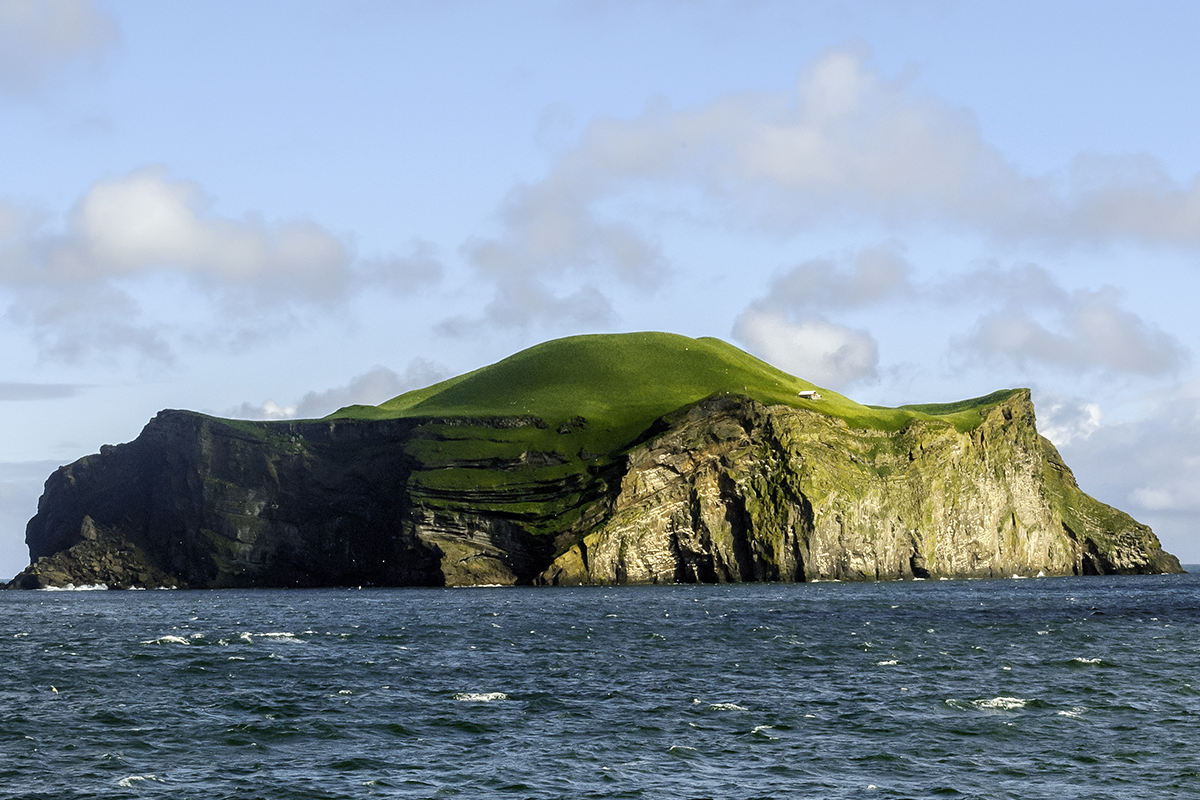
[[327, 332, 1018, 451], [14, 332, 1179, 591]]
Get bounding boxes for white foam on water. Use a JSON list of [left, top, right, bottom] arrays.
[[117, 775, 161, 788], [259, 632, 304, 644], [751, 725, 779, 739], [454, 692, 509, 702], [41, 583, 108, 591], [1071, 657, 1102, 664], [876, 659, 899, 666], [1058, 706, 1087, 719], [708, 702, 748, 711], [973, 696, 1028, 710], [142, 635, 190, 645]]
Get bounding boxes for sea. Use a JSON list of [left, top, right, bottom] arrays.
[[2, 571, 1199, 800]]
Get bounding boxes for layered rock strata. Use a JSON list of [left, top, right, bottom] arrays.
[[8, 391, 1181, 589]]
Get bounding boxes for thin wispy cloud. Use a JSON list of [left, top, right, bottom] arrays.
[[228, 359, 451, 421], [0, 0, 118, 92], [0, 381, 82, 401]]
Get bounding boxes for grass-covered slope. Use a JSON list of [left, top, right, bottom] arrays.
[[328, 332, 1018, 452]]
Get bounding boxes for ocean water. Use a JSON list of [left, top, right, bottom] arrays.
[[2, 572, 1199, 799]]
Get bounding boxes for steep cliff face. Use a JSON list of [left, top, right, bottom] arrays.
[[9, 389, 1179, 589], [538, 392, 1180, 584]]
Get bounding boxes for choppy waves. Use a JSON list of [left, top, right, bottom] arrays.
[[2, 573, 1199, 798]]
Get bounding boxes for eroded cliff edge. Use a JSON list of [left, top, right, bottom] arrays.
[[8, 389, 1180, 589]]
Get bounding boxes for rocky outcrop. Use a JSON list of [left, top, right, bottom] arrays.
[[538, 393, 1180, 584], [7, 391, 1181, 589]]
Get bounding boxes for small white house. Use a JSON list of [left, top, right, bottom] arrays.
[[798, 390, 822, 400]]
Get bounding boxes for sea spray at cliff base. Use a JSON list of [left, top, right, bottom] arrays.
[[3, 575, 1198, 798]]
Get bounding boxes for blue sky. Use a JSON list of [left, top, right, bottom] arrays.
[[3, 0, 1200, 577]]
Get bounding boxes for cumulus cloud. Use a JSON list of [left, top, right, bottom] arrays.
[[229, 358, 450, 421], [730, 245, 912, 387], [734, 307, 878, 387], [954, 265, 1187, 377], [1035, 393, 1102, 447], [0, 168, 443, 361], [0, 0, 117, 92], [463, 48, 1200, 330], [1058, 387, 1200, 560]]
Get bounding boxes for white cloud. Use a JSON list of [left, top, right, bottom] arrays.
[[955, 266, 1187, 377], [1035, 393, 1102, 447], [1058, 386, 1200, 560], [729, 245, 910, 388], [0, 168, 443, 361], [0, 0, 117, 92], [461, 48, 1200, 331], [40, 168, 357, 303], [229, 359, 451, 421], [733, 306, 877, 387], [764, 244, 913, 310]]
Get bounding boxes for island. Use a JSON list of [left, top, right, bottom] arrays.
[[6, 332, 1181, 589]]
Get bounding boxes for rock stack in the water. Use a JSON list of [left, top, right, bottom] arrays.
[[7, 334, 1181, 589]]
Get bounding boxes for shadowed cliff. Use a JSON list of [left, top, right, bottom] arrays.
[[7, 333, 1181, 588]]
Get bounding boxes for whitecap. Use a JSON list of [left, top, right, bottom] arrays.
[[708, 702, 748, 712], [142, 635, 190, 645], [259, 632, 304, 644], [117, 775, 161, 788], [750, 725, 779, 739], [1070, 657, 1102, 664], [41, 583, 108, 591], [876, 659, 899, 666], [973, 696, 1028, 710], [454, 692, 508, 702]]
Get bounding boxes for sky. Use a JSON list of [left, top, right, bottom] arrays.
[[3, 0, 1200, 577]]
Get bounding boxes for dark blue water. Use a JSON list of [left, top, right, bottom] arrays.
[[2, 572, 1199, 799]]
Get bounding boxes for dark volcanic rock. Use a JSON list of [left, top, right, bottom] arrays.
[[7, 393, 1183, 589]]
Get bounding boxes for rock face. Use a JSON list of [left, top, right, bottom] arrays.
[[8, 390, 1181, 589]]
